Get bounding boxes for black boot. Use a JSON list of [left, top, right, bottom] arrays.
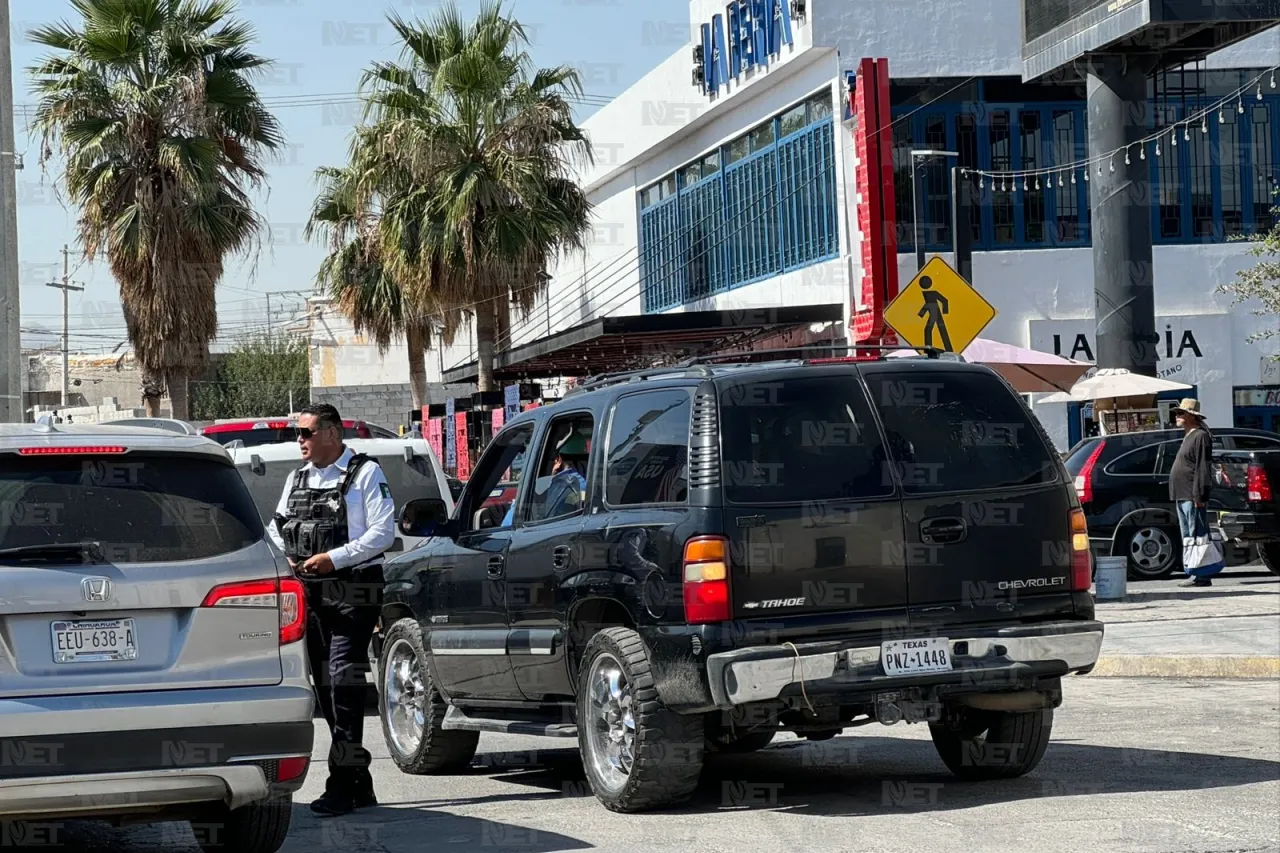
[[310, 790, 356, 817]]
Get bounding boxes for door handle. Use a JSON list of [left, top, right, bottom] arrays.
[[920, 517, 967, 545], [487, 555, 505, 578], [552, 545, 571, 570]]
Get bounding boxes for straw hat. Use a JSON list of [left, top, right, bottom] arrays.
[[1170, 398, 1206, 421]]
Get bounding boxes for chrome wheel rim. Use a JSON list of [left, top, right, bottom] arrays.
[[583, 652, 636, 793], [383, 638, 426, 757], [1129, 527, 1173, 574]]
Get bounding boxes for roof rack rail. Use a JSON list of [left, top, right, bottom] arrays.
[[563, 364, 714, 399], [680, 344, 942, 366]]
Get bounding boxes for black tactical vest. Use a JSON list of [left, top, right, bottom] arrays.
[[276, 454, 371, 563]]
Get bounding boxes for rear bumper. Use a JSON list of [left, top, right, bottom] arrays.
[[704, 620, 1104, 710], [1218, 511, 1279, 542], [0, 764, 285, 820], [0, 683, 314, 819]]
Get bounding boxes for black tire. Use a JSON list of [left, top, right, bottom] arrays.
[[706, 728, 776, 754], [1260, 542, 1280, 575], [929, 708, 1054, 781], [1122, 526, 1179, 579], [576, 627, 704, 812], [378, 617, 478, 774], [194, 796, 291, 853]]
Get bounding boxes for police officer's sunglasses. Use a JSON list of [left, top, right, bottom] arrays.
[[295, 426, 332, 440]]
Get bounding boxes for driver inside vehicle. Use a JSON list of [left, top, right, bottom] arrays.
[[502, 431, 589, 526]]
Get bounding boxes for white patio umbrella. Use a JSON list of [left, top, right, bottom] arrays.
[[1038, 368, 1192, 403]]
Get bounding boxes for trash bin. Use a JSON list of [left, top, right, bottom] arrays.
[[1094, 556, 1127, 600]]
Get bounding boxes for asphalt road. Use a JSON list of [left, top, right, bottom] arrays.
[[22, 678, 1280, 853]]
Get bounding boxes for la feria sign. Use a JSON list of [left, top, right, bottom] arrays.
[[1028, 314, 1231, 385]]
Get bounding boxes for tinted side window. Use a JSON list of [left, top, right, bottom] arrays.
[[1158, 435, 1226, 474], [606, 390, 692, 506], [1105, 444, 1159, 476], [1233, 436, 1280, 451], [865, 370, 1058, 494], [719, 376, 892, 503], [0, 453, 263, 562]]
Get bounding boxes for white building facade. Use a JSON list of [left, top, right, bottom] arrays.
[[319, 0, 1280, 449]]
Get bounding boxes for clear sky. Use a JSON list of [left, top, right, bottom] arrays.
[[8, 0, 690, 352]]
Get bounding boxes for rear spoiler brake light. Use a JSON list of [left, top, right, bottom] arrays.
[[18, 446, 127, 455]]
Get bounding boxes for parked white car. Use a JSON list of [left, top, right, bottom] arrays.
[[226, 438, 454, 560]]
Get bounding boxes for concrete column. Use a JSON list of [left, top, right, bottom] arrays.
[[1086, 55, 1159, 376]]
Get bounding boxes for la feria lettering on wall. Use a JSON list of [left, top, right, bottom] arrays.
[[700, 0, 795, 98], [1050, 327, 1204, 377], [1028, 314, 1231, 385]]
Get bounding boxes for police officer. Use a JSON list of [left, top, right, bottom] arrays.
[[267, 403, 395, 816]]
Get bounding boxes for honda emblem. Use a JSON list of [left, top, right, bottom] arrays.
[[82, 577, 111, 602]]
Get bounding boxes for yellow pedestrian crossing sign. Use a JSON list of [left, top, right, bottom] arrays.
[[883, 257, 997, 354]]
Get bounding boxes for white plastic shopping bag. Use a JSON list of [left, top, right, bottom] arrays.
[[1182, 534, 1225, 577]]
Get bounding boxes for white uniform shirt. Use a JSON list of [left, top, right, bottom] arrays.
[[268, 446, 397, 570]]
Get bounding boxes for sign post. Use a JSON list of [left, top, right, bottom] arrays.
[[882, 257, 997, 355]]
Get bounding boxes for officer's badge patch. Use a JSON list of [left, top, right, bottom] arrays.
[[379, 483, 392, 500]]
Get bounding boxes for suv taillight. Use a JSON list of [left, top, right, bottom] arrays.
[[1073, 441, 1107, 504], [1070, 508, 1092, 591], [202, 578, 306, 645], [1247, 462, 1273, 503], [683, 536, 731, 624]]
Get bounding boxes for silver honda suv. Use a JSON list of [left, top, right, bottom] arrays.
[[0, 423, 313, 852]]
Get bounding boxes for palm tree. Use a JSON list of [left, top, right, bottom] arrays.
[[305, 161, 440, 409], [28, 0, 281, 418], [358, 1, 594, 392]]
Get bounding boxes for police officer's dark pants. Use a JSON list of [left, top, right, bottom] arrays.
[[303, 567, 382, 797]]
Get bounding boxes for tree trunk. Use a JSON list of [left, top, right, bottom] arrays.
[[406, 322, 428, 410], [474, 301, 496, 393], [166, 370, 190, 421], [141, 370, 165, 417]]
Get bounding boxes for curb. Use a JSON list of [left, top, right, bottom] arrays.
[[1086, 655, 1280, 679]]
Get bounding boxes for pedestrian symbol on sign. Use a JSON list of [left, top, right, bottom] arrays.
[[916, 276, 952, 351]]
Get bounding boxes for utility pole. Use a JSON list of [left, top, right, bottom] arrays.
[[47, 246, 84, 407], [0, 0, 23, 423]]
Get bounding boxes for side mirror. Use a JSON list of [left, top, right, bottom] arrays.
[[399, 497, 450, 538]]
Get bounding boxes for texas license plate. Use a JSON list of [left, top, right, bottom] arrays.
[[881, 637, 952, 676], [51, 619, 138, 663]]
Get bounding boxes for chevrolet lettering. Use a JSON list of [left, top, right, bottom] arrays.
[[999, 576, 1068, 590]]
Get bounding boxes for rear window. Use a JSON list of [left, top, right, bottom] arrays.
[[1063, 439, 1104, 475], [0, 453, 264, 563], [864, 370, 1059, 495], [719, 375, 893, 503]]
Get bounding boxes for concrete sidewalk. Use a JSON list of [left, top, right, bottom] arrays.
[[1088, 563, 1280, 678]]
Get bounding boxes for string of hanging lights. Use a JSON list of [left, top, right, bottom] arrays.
[[962, 63, 1279, 193]]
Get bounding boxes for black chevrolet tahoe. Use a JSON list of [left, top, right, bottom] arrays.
[[378, 354, 1103, 812]]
